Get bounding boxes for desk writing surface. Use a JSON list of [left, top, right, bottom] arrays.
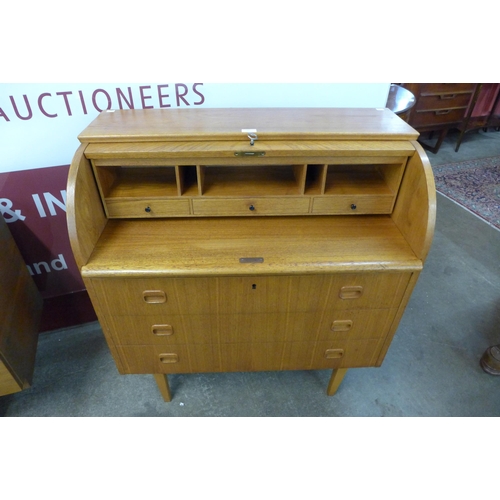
[[82, 215, 422, 278]]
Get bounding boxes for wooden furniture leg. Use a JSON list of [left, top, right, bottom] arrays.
[[154, 374, 172, 402], [327, 368, 348, 396], [420, 128, 448, 154]]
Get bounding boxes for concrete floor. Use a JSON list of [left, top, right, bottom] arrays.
[[1, 129, 499, 417]]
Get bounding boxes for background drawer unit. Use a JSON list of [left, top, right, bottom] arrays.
[[404, 83, 477, 129], [410, 107, 470, 128], [413, 91, 474, 112]]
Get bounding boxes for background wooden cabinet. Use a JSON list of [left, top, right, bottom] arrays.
[[0, 216, 42, 396], [402, 83, 478, 153], [402, 83, 500, 153]]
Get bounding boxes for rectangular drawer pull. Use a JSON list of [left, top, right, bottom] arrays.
[[152, 324, 173, 336], [331, 320, 353, 332], [159, 353, 179, 364], [325, 349, 344, 359], [143, 290, 167, 304], [339, 286, 363, 299]]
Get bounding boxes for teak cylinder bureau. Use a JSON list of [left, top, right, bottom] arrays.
[[67, 108, 436, 402]]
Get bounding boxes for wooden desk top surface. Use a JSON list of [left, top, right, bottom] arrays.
[[78, 108, 419, 143]]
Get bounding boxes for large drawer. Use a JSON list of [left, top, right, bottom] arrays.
[[106, 305, 398, 347], [91, 273, 410, 318], [116, 338, 385, 374]]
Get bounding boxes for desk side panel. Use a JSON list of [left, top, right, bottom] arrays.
[[377, 142, 436, 364], [391, 141, 436, 262], [66, 143, 107, 269]]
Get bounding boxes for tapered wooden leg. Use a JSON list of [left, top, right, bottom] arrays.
[[327, 368, 348, 396], [154, 374, 172, 402]]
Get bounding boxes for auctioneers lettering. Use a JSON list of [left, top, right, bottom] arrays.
[[0, 83, 205, 122]]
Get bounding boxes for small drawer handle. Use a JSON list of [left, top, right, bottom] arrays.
[[325, 349, 344, 359], [152, 324, 173, 336], [143, 290, 167, 304], [331, 320, 353, 332], [339, 286, 363, 300], [159, 353, 179, 364], [435, 109, 451, 115], [439, 94, 456, 100]]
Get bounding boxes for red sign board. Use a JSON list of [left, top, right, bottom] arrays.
[[0, 164, 83, 298]]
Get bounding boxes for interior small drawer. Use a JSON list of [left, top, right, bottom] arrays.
[[311, 194, 395, 214], [192, 197, 310, 216], [105, 198, 191, 218], [325, 273, 411, 310]]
